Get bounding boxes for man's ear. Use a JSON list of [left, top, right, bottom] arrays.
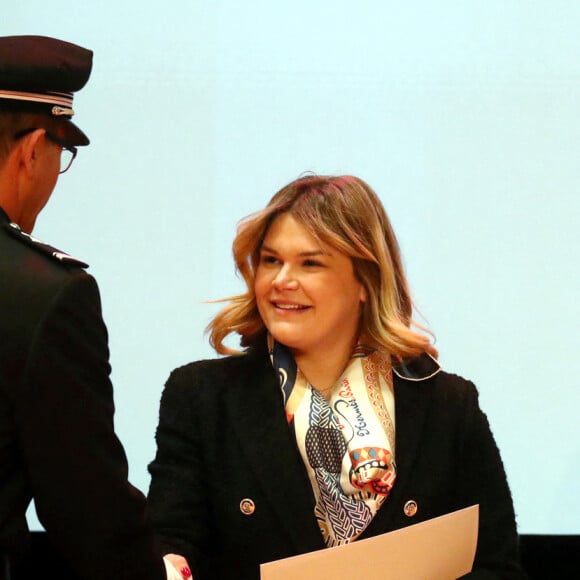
[[19, 129, 47, 174]]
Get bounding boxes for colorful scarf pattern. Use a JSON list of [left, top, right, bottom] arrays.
[[268, 336, 397, 547]]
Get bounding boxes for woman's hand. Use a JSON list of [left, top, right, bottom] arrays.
[[163, 553, 192, 580]]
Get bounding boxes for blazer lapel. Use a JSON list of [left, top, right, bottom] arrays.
[[391, 375, 433, 493], [391, 352, 440, 495], [361, 357, 437, 536], [224, 350, 325, 553]]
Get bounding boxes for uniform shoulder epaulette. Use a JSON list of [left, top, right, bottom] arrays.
[[5, 221, 89, 268]]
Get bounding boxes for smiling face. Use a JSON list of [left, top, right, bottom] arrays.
[[254, 213, 366, 362]]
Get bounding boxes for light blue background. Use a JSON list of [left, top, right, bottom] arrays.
[[5, 1, 579, 534]]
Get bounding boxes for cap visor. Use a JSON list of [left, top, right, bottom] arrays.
[[61, 119, 89, 146]]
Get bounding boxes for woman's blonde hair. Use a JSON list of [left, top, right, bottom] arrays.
[[208, 174, 437, 359]]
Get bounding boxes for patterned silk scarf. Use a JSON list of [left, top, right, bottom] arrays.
[[268, 335, 397, 547]]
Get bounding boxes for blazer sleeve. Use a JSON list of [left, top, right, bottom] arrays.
[[15, 273, 165, 580], [147, 364, 212, 579], [455, 379, 527, 579]]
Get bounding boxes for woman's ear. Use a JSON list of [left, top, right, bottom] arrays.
[[359, 284, 367, 303]]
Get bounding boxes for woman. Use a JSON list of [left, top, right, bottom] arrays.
[[148, 175, 527, 579]]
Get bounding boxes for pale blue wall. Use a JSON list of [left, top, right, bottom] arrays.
[[5, 1, 579, 534]]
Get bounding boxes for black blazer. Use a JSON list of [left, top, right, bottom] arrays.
[[148, 340, 527, 579], [0, 209, 164, 580]]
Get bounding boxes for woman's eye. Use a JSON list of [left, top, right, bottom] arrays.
[[260, 254, 279, 264], [303, 259, 323, 267]]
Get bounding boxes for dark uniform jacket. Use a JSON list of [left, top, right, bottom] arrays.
[[0, 208, 164, 580], [148, 340, 528, 580]]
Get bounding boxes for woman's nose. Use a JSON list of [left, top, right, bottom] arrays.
[[271, 265, 298, 290]]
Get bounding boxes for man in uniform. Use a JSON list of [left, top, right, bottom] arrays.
[[0, 35, 168, 580]]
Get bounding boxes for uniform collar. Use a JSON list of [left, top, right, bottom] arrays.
[[0, 207, 10, 224], [0, 207, 89, 268]]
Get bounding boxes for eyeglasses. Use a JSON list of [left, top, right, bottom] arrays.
[[13, 128, 78, 174], [45, 132, 77, 174]]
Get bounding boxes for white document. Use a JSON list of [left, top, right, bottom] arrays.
[[260, 504, 478, 580]]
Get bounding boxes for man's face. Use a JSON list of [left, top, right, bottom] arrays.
[[18, 131, 62, 232]]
